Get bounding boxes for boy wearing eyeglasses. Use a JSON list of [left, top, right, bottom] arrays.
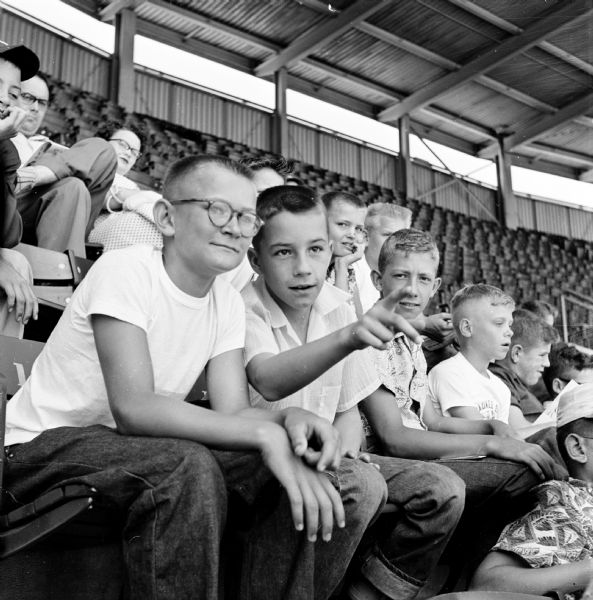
[[4, 155, 387, 600], [11, 73, 117, 255]]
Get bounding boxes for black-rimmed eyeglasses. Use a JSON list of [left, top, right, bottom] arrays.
[[168, 198, 262, 237], [20, 92, 49, 108], [110, 138, 142, 158]]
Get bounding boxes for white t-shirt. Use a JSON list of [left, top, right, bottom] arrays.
[[428, 352, 511, 422], [243, 279, 380, 422], [5, 245, 245, 446]]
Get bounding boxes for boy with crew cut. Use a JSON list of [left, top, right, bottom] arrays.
[[490, 309, 559, 428], [471, 383, 593, 598], [3, 156, 387, 600], [362, 229, 565, 574], [428, 284, 515, 424], [244, 186, 466, 600]]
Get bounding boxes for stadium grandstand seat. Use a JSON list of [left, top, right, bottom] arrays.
[[36, 75, 593, 339], [0, 336, 124, 600]]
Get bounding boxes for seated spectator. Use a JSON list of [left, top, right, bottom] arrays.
[[490, 309, 559, 427], [471, 383, 593, 599], [88, 121, 163, 251], [543, 343, 593, 402], [521, 299, 557, 327], [4, 156, 386, 600], [360, 202, 412, 311], [12, 73, 117, 255], [243, 186, 464, 600], [428, 284, 515, 424], [0, 42, 39, 335], [521, 298, 559, 403], [322, 190, 368, 314], [362, 230, 565, 571]]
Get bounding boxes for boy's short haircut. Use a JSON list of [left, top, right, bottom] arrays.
[[451, 284, 514, 330], [377, 228, 439, 275], [239, 156, 294, 177], [510, 308, 559, 350], [252, 185, 325, 251], [162, 155, 253, 198], [321, 191, 366, 211], [521, 299, 558, 321], [543, 342, 590, 396], [366, 203, 412, 228]]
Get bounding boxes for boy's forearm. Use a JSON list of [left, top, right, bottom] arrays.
[[472, 554, 593, 597], [333, 408, 364, 456], [247, 327, 356, 401], [112, 391, 283, 452], [428, 414, 493, 435]]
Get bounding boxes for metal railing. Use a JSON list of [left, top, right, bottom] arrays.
[[560, 289, 593, 348]]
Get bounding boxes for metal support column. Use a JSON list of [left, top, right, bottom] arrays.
[[495, 137, 519, 229], [396, 115, 412, 201], [110, 8, 136, 111], [272, 68, 289, 157]]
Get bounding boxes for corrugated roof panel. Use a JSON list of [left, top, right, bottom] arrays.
[[471, 0, 562, 29], [175, 0, 325, 45], [369, 0, 507, 65], [540, 124, 593, 156], [546, 18, 593, 65], [487, 48, 592, 108], [435, 82, 540, 130], [314, 29, 444, 95]]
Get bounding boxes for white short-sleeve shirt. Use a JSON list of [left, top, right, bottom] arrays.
[[242, 279, 380, 422], [5, 245, 245, 446], [428, 352, 511, 422]]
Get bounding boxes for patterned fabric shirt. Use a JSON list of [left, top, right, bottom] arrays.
[[369, 333, 429, 432], [494, 478, 593, 598]]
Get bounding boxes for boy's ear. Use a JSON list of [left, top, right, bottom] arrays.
[[458, 317, 472, 338], [510, 344, 522, 364], [552, 377, 566, 396], [153, 198, 175, 237], [247, 246, 262, 276], [564, 433, 588, 464], [370, 269, 383, 294], [430, 276, 442, 297]]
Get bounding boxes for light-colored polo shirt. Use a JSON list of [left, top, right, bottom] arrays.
[[242, 278, 381, 422]]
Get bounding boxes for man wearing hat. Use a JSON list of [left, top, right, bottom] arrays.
[[0, 42, 40, 335], [471, 382, 593, 598]]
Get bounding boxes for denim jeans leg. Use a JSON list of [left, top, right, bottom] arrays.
[[434, 457, 539, 566], [4, 425, 228, 600], [360, 456, 466, 600], [215, 454, 386, 600]]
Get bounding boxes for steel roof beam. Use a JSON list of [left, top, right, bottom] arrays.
[[446, 0, 593, 77], [99, 0, 144, 21], [479, 91, 593, 158], [255, 0, 392, 77], [378, 0, 593, 123]]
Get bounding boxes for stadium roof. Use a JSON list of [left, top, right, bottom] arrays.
[[67, 0, 593, 181]]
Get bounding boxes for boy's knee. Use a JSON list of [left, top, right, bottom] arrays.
[[414, 463, 465, 517], [340, 458, 388, 521]]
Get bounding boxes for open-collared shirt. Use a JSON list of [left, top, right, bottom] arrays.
[[242, 278, 380, 422]]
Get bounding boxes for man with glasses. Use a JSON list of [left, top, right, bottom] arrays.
[[11, 74, 117, 256]]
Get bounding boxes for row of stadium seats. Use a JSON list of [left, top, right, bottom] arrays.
[[39, 75, 593, 341]]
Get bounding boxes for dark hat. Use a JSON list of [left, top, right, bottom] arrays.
[[0, 42, 40, 81]]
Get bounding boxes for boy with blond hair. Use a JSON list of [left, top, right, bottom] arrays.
[[428, 284, 515, 423], [362, 229, 565, 574], [244, 186, 466, 600]]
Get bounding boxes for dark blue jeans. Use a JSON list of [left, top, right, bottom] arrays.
[[3, 425, 386, 600], [361, 456, 466, 599]]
